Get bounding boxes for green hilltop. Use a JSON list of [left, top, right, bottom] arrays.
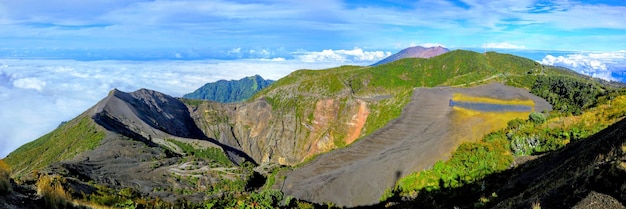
[[184, 74, 274, 103]]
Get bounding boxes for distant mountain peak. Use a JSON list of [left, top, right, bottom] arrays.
[[183, 75, 274, 103], [372, 46, 449, 66]]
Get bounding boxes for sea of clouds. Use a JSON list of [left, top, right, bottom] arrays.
[[538, 51, 626, 81]]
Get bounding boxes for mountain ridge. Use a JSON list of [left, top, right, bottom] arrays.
[[183, 74, 274, 103]]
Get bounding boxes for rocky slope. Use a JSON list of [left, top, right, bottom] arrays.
[[92, 88, 253, 164], [371, 46, 449, 66], [183, 75, 274, 103]]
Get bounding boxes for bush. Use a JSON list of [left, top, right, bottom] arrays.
[[0, 159, 11, 194], [531, 76, 601, 115], [529, 112, 546, 124], [36, 175, 71, 209]]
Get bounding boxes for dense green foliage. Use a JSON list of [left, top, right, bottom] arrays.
[[166, 139, 233, 166], [184, 75, 274, 103], [531, 76, 602, 115], [528, 112, 547, 124], [4, 116, 105, 178]]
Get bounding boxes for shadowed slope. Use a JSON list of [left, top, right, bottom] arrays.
[[93, 88, 207, 140], [92, 88, 255, 165]]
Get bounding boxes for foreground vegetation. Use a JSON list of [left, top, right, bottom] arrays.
[[0, 160, 10, 195]]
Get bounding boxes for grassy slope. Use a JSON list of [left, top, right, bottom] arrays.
[[4, 115, 105, 178]]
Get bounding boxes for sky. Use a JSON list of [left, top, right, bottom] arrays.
[[1, 0, 626, 157], [1, 0, 625, 54]]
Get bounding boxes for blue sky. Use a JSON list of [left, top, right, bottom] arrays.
[[1, 0, 625, 56]]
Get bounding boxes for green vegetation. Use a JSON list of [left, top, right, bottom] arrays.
[[36, 174, 71, 209], [4, 115, 105, 178], [383, 128, 513, 200], [166, 139, 233, 166], [179, 98, 205, 107], [531, 76, 602, 115], [528, 112, 547, 124], [0, 159, 11, 194]]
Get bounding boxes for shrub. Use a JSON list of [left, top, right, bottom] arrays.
[[36, 175, 71, 209], [529, 112, 546, 124], [0, 159, 11, 194]]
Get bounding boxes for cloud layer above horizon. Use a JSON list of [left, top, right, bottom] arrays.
[[539, 51, 626, 81], [0, 0, 625, 52]]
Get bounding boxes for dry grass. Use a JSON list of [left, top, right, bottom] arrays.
[[451, 106, 530, 143], [531, 201, 541, 209], [452, 93, 535, 107], [449, 93, 534, 145], [0, 159, 11, 194], [36, 174, 71, 209]]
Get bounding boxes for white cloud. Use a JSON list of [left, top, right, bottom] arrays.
[[482, 42, 527, 49], [419, 43, 446, 48], [540, 51, 626, 81], [12, 77, 47, 91], [0, 58, 361, 158], [295, 48, 391, 63]]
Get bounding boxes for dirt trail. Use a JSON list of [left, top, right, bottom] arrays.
[[280, 83, 551, 207]]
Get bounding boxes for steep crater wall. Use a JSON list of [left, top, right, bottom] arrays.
[[187, 97, 370, 165]]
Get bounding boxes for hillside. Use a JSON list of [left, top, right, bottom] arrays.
[[2, 49, 624, 208], [371, 46, 449, 66], [183, 75, 274, 103]]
